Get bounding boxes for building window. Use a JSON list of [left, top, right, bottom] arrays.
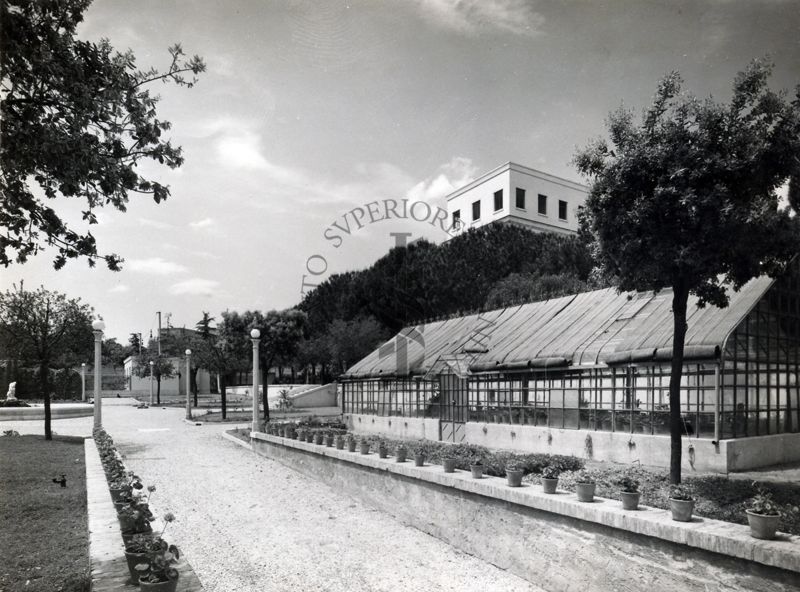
[[452, 209, 461, 229], [493, 189, 503, 211], [558, 200, 568, 221], [516, 188, 526, 209], [538, 194, 547, 215], [472, 200, 481, 221]]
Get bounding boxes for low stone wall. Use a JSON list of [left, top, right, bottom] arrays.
[[250, 432, 800, 592], [726, 433, 800, 471], [344, 413, 440, 441], [288, 383, 338, 408], [0, 403, 94, 422]]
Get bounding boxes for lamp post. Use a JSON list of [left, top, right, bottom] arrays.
[[81, 363, 86, 402], [185, 349, 192, 420], [149, 360, 154, 406], [92, 318, 105, 430], [251, 329, 261, 433]]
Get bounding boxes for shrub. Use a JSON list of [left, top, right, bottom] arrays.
[[748, 482, 780, 516], [669, 484, 695, 501], [616, 475, 640, 493]]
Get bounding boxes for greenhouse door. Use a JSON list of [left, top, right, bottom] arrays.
[[439, 373, 468, 443]]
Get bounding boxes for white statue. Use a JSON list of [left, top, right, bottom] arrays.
[[6, 382, 17, 401]]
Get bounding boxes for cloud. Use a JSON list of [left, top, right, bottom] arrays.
[[108, 284, 130, 293], [127, 258, 188, 275], [414, 0, 545, 36], [216, 131, 270, 170], [405, 157, 478, 204], [189, 217, 214, 229], [138, 217, 174, 230], [169, 278, 220, 296]]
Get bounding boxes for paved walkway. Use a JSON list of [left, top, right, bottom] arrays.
[[5, 407, 542, 592]]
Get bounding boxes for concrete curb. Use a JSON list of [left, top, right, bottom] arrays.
[[84, 438, 205, 590], [250, 431, 800, 575], [221, 430, 253, 451], [182, 418, 203, 426]]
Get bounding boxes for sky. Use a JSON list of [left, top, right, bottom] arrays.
[[3, 0, 800, 342]]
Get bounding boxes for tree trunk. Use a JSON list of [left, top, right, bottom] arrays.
[[669, 283, 690, 484], [220, 374, 227, 420], [40, 362, 52, 441], [192, 367, 198, 407], [156, 377, 161, 405]]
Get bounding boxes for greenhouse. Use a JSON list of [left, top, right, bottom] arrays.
[[341, 261, 800, 472]]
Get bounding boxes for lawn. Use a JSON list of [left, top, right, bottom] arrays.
[[0, 434, 90, 592]]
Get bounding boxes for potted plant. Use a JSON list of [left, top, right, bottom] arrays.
[[574, 470, 596, 502], [470, 458, 484, 479], [395, 443, 407, 463], [378, 440, 388, 459], [325, 432, 335, 447], [668, 484, 695, 522], [135, 538, 181, 592], [347, 434, 357, 452], [359, 439, 370, 455], [745, 483, 781, 540], [541, 465, 560, 494], [617, 475, 641, 510], [314, 431, 324, 445], [110, 471, 143, 502], [413, 448, 426, 467], [442, 456, 457, 473], [118, 498, 153, 535], [125, 534, 160, 586], [335, 434, 345, 450], [506, 461, 524, 487], [296, 428, 307, 442]]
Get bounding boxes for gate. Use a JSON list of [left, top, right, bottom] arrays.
[[439, 373, 468, 443]]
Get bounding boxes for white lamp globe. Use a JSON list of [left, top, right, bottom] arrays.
[[250, 329, 261, 339], [92, 318, 105, 331], [185, 349, 192, 356], [149, 360, 154, 366], [81, 362, 86, 367]]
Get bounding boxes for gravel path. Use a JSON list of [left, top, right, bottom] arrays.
[[4, 406, 543, 592]]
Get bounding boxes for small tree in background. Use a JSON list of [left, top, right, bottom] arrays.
[[133, 340, 175, 405], [574, 59, 800, 484], [0, 285, 93, 439]]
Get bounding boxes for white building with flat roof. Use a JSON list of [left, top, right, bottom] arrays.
[[446, 162, 588, 238]]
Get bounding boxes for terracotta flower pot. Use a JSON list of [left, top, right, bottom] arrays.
[[414, 454, 425, 467], [378, 446, 388, 459], [541, 477, 558, 494], [620, 491, 640, 510], [139, 577, 179, 592], [347, 440, 357, 452], [359, 441, 370, 455], [443, 458, 457, 473], [470, 465, 483, 479], [314, 433, 324, 445], [325, 435, 334, 447], [746, 510, 780, 540], [576, 482, 596, 502], [123, 550, 146, 584], [506, 470, 524, 487], [335, 437, 345, 450], [669, 498, 695, 522], [396, 448, 407, 463]]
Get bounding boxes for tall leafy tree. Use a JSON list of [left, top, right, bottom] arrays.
[[1, 0, 205, 269], [0, 285, 93, 439], [574, 59, 800, 483]]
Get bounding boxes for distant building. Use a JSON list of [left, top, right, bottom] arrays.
[[445, 162, 588, 239]]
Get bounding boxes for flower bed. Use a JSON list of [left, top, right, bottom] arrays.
[[93, 428, 182, 590]]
